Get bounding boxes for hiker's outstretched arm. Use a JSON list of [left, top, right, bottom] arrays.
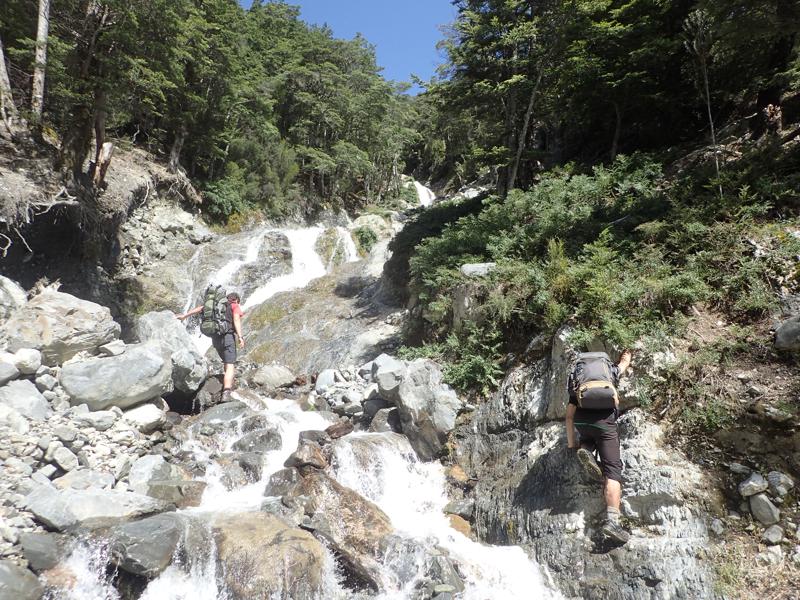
[[617, 349, 632, 375], [565, 403, 577, 449], [176, 306, 202, 320], [233, 312, 244, 348]]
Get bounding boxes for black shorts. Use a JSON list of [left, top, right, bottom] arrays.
[[575, 412, 623, 482], [212, 332, 237, 365]]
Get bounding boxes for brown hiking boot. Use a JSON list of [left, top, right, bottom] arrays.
[[576, 447, 604, 482], [220, 388, 232, 403]]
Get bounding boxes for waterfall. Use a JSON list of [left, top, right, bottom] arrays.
[[329, 433, 562, 600], [413, 181, 436, 207]]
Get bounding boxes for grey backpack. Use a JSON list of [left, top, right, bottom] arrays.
[[570, 352, 618, 409], [199, 285, 231, 337]]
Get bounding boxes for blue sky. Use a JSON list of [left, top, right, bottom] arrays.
[[240, 0, 456, 93]]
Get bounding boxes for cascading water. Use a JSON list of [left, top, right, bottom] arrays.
[[329, 433, 562, 600], [414, 182, 436, 207]]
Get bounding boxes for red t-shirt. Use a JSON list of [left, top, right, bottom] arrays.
[[230, 301, 244, 319]]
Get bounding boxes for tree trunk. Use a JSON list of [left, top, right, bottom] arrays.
[[507, 69, 544, 192], [700, 58, 722, 196], [168, 125, 187, 173], [0, 36, 23, 138], [31, 0, 51, 124], [610, 101, 622, 161], [93, 141, 114, 187]]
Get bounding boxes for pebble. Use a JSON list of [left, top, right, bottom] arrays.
[[762, 525, 783, 545]]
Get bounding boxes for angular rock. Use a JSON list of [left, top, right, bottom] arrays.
[[123, 402, 167, 434], [374, 356, 407, 401], [284, 440, 327, 470], [369, 408, 401, 433], [212, 512, 325, 599], [0, 361, 19, 385], [0, 275, 27, 321], [767, 471, 794, 497], [750, 493, 780, 526], [0, 379, 51, 420], [60, 343, 173, 410], [252, 364, 296, 389], [19, 532, 69, 572], [52, 469, 115, 491], [325, 420, 354, 439], [128, 455, 186, 496], [145, 480, 206, 509], [363, 397, 390, 420], [298, 430, 332, 447], [108, 513, 186, 577], [13, 348, 42, 375], [0, 561, 43, 600], [52, 447, 79, 472], [135, 311, 207, 393], [231, 427, 282, 453], [392, 359, 463, 461], [264, 468, 301, 497], [0, 404, 29, 434], [99, 340, 126, 356], [762, 525, 783, 545], [444, 498, 475, 520], [34, 373, 58, 392], [1, 290, 120, 365], [72, 410, 117, 431], [775, 315, 800, 350], [315, 369, 337, 393], [25, 485, 172, 532], [738, 472, 768, 497]]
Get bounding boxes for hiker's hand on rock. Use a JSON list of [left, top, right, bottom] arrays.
[[238, 337, 245, 349], [176, 313, 185, 321]]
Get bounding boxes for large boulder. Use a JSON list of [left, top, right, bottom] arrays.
[[60, 343, 173, 410], [107, 513, 187, 577], [252, 364, 296, 390], [0, 290, 120, 365], [0, 275, 26, 322], [24, 485, 172, 532], [391, 359, 462, 461], [0, 380, 52, 420], [0, 561, 43, 600], [212, 512, 326, 599], [289, 469, 394, 590], [775, 315, 800, 351], [374, 355, 407, 400], [18, 532, 70, 572], [135, 311, 207, 393]]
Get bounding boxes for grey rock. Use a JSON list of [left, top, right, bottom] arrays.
[[170, 348, 207, 394], [375, 356, 407, 401], [767, 471, 795, 497], [264, 468, 301, 497], [729, 462, 751, 475], [52, 447, 79, 472], [25, 485, 171, 532], [192, 401, 252, 427], [0, 290, 120, 365], [298, 430, 332, 447], [128, 455, 185, 496], [72, 410, 117, 431], [13, 348, 42, 375], [357, 360, 375, 381], [0, 361, 19, 386], [0, 561, 43, 600], [53, 426, 77, 443], [709, 518, 725, 536], [775, 315, 800, 350], [34, 373, 57, 392], [107, 513, 186, 577], [315, 369, 337, 393], [391, 359, 462, 461], [762, 525, 783, 545], [369, 408, 401, 433], [459, 262, 496, 278], [252, 364, 296, 389], [738, 472, 768, 497], [284, 440, 327, 470], [0, 380, 51, 420], [99, 340, 126, 356], [143, 480, 206, 509], [19, 532, 69, 572], [0, 275, 27, 321], [60, 343, 173, 410], [122, 402, 166, 433], [363, 397, 390, 419], [0, 404, 29, 434], [750, 493, 780, 526], [52, 469, 115, 491], [232, 428, 282, 453], [757, 546, 784, 565], [35, 465, 58, 480], [444, 498, 475, 520]]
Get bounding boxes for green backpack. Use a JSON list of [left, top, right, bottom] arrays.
[[200, 285, 231, 337]]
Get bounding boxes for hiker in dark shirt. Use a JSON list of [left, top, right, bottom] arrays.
[[565, 349, 632, 543]]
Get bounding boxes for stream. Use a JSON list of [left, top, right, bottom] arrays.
[[47, 182, 561, 600]]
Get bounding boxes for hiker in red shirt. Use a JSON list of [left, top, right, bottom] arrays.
[[178, 291, 244, 401]]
